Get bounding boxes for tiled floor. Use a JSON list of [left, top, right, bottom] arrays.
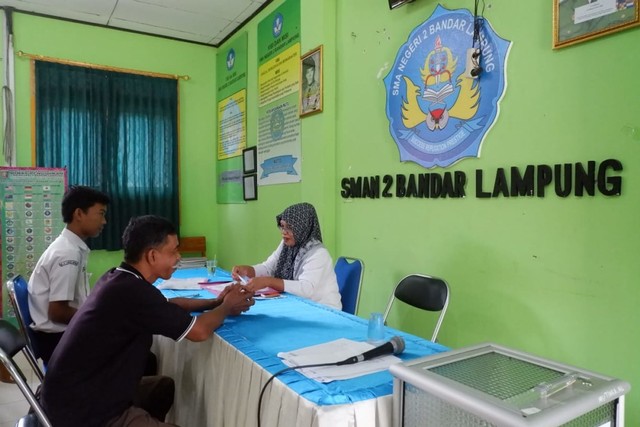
[[0, 352, 39, 427]]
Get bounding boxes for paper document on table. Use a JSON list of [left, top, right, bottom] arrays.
[[255, 286, 279, 296], [199, 282, 281, 298], [200, 282, 235, 294], [156, 278, 206, 290], [277, 338, 400, 383]]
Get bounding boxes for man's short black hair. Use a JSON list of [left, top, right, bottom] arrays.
[[61, 186, 110, 223], [122, 215, 177, 263]]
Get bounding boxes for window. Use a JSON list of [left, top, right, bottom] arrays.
[[35, 61, 179, 250]]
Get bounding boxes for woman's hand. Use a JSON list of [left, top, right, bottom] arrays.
[[232, 265, 255, 282], [245, 276, 284, 293]]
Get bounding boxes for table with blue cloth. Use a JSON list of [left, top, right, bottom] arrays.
[[152, 267, 448, 427]]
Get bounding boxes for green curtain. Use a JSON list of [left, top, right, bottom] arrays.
[[35, 61, 179, 250]]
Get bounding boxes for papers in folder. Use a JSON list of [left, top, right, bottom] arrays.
[[277, 338, 401, 383]]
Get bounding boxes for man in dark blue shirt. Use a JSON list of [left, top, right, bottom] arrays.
[[40, 215, 254, 427]]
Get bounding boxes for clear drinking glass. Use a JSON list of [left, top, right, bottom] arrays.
[[367, 312, 385, 344], [206, 259, 217, 280]]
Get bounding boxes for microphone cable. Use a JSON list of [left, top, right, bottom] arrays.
[[257, 362, 337, 427]]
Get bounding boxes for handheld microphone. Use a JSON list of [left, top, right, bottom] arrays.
[[336, 336, 405, 366]]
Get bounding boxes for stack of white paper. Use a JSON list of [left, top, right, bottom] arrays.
[[277, 338, 401, 383], [177, 257, 207, 269]]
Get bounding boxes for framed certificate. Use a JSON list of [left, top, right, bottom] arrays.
[[242, 146, 257, 175], [553, 0, 639, 48], [243, 174, 257, 201]]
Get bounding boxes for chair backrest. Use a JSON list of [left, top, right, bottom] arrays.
[[0, 320, 52, 427], [6, 276, 42, 363], [382, 274, 450, 342], [334, 256, 364, 315], [178, 236, 207, 257]]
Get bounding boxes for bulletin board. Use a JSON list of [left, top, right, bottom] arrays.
[[0, 167, 67, 320]]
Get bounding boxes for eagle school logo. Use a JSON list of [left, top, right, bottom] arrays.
[[384, 5, 511, 168]]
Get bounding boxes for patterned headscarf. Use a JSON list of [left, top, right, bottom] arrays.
[[273, 203, 323, 280]]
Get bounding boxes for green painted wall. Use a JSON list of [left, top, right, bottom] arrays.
[[3, 0, 640, 423], [341, 0, 640, 422]]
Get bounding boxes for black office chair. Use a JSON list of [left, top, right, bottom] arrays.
[[382, 274, 450, 342], [334, 256, 364, 315], [0, 319, 52, 427]]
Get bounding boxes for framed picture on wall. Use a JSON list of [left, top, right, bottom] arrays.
[[242, 146, 257, 174], [299, 45, 323, 117], [553, 0, 639, 48], [243, 174, 257, 201]]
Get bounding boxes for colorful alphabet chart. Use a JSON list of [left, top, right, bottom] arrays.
[[0, 167, 67, 319]]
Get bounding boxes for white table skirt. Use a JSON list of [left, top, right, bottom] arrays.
[[152, 334, 393, 427]]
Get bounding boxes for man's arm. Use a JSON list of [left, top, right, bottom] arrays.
[[184, 285, 254, 342], [169, 281, 237, 312], [48, 301, 77, 324], [169, 297, 221, 313]]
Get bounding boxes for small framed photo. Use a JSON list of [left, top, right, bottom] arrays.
[[553, 0, 639, 48], [243, 174, 257, 201], [299, 45, 323, 117], [243, 146, 257, 174]]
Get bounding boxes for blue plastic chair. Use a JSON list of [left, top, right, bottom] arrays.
[[334, 256, 364, 315], [6, 275, 43, 365]]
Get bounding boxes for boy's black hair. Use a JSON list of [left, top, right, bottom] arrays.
[[61, 186, 110, 223]]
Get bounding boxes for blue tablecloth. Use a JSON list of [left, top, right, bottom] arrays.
[[158, 268, 448, 406]]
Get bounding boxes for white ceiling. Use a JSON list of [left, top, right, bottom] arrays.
[[0, 0, 273, 47]]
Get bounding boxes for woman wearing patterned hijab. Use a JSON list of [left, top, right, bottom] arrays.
[[232, 203, 342, 309]]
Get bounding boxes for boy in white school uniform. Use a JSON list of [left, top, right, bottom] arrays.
[[28, 185, 110, 364]]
